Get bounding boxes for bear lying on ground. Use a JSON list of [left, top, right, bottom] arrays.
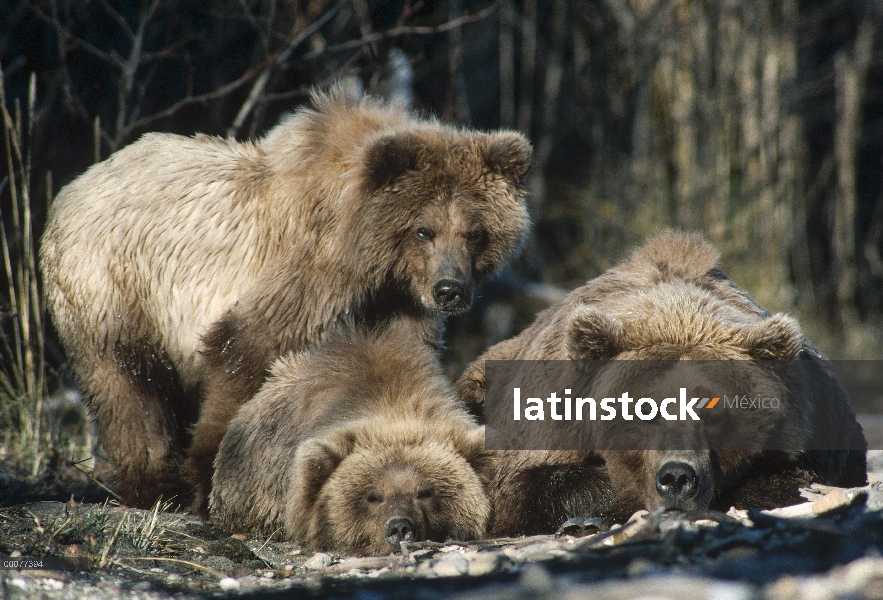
[[458, 231, 866, 534], [209, 321, 494, 556], [40, 88, 530, 510]]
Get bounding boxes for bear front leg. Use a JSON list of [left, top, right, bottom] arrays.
[[489, 450, 616, 536], [187, 315, 275, 515], [715, 452, 813, 510]]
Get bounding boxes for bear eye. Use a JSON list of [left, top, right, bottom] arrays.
[[416, 487, 434, 500], [415, 227, 434, 241], [467, 229, 487, 245], [366, 492, 383, 504]]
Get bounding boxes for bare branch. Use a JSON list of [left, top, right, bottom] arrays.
[[298, 0, 502, 61], [832, 15, 875, 323], [95, 0, 135, 41], [112, 0, 163, 149], [395, 0, 426, 26], [447, 0, 471, 122], [139, 35, 202, 63], [227, 0, 351, 137], [27, 1, 123, 69], [237, 0, 265, 40], [44, 0, 110, 146], [127, 57, 276, 132], [604, 0, 636, 36], [93, 115, 101, 163], [864, 185, 883, 277], [352, 0, 379, 60], [527, 0, 567, 206], [261, 47, 368, 105], [516, 0, 535, 135], [499, 0, 515, 128]]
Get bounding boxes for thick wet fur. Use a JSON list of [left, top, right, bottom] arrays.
[[209, 321, 495, 556], [40, 89, 530, 510], [457, 231, 866, 533]]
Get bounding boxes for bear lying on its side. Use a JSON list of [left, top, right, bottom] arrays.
[[210, 322, 494, 556], [40, 88, 531, 511], [458, 231, 867, 535]]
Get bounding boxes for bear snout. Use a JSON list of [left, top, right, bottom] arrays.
[[655, 461, 699, 506], [432, 279, 472, 313], [384, 517, 416, 549]]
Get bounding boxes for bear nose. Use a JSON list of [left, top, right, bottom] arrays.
[[384, 517, 416, 549], [655, 461, 699, 503], [432, 280, 467, 308]]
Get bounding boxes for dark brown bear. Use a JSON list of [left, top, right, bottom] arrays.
[[40, 89, 530, 510], [209, 322, 494, 556], [458, 231, 866, 534]]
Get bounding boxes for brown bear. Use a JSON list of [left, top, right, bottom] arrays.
[[458, 231, 867, 534], [40, 89, 530, 511], [209, 321, 494, 556]]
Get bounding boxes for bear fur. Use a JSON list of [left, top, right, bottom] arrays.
[[209, 321, 494, 556], [458, 231, 867, 534], [40, 89, 530, 510], [485, 450, 615, 537]]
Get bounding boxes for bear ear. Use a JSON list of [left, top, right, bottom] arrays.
[[566, 305, 624, 360], [740, 314, 804, 360], [363, 133, 421, 190], [291, 434, 353, 507], [458, 426, 497, 487], [455, 364, 486, 406], [483, 133, 532, 184]]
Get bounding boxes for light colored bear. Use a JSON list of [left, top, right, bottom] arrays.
[[40, 88, 530, 510]]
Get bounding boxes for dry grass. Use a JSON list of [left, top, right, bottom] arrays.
[[0, 68, 94, 477]]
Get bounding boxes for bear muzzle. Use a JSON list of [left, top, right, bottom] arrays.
[[432, 279, 473, 314], [384, 517, 416, 549], [652, 457, 713, 511], [655, 461, 699, 504]]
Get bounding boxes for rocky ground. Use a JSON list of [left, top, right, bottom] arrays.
[[1, 452, 883, 600]]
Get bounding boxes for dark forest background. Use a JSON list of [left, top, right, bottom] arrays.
[[2, 0, 883, 410]]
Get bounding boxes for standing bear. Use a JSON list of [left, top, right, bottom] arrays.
[[210, 321, 494, 556], [458, 231, 866, 534], [40, 88, 531, 511]]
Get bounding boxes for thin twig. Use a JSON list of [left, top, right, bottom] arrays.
[[115, 556, 227, 579], [499, 0, 515, 128], [28, 1, 123, 68], [127, 57, 276, 133], [46, 0, 94, 129], [516, 0, 535, 135], [51, 516, 72, 537], [260, 47, 367, 104], [113, 0, 163, 149], [298, 0, 502, 61], [0, 67, 26, 394], [228, 0, 351, 137], [25, 508, 45, 533], [70, 460, 122, 501], [95, 0, 135, 41], [100, 513, 127, 568], [257, 528, 283, 553]]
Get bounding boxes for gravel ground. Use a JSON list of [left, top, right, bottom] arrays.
[[1, 451, 882, 600]]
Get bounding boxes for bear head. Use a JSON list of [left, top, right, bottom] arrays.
[[358, 129, 531, 316], [564, 286, 812, 514], [287, 421, 493, 556]]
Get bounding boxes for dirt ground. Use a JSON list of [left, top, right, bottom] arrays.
[[1, 452, 883, 599]]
